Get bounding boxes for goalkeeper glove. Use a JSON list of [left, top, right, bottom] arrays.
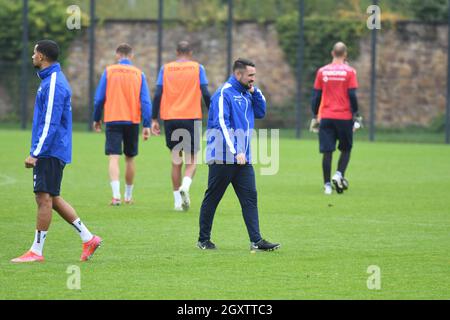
[[309, 118, 319, 133], [353, 114, 363, 131]]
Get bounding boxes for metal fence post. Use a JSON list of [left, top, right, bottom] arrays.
[[446, 0, 450, 144], [227, 0, 233, 79], [157, 0, 163, 74], [88, 0, 96, 131], [20, 0, 29, 130], [296, 0, 304, 139], [369, 0, 378, 142]]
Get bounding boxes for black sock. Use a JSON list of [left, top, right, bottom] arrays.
[[337, 150, 351, 176], [322, 152, 332, 184]]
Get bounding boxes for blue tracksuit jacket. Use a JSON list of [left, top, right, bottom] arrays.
[[30, 63, 72, 164], [206, 75, 266, 164]]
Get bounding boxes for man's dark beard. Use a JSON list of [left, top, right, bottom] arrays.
[[239, 81, 252, 89]]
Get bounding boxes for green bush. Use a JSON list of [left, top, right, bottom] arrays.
[[0, 0, 83, 65], [276, 13, 366, 82], [410, 0, 448, 22], [276, 13, 366, 120], [0, 0, 85, 121], [430, 113, 446, 133]]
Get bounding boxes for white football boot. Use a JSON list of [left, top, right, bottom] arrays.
[[324, 183, 333, 195], [179, 186, 191, 211], [332, 172, 344, 194]]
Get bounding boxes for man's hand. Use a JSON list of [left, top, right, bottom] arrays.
[[151, 119, 160, 136], [353, 115, 363, 132], [248, 85, 255, 94], [142, 127, 151, 141], [236, 153, 247, 165], [93, 121, 102, 133], [309, 118, 320, 133], [25, 156, 37, 169]]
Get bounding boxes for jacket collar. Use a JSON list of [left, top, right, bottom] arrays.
[[119, 58, 132, 65], [37, 63, 61, 80], [228, 76, 248, 94]]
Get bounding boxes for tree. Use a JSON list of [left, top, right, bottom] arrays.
[[411, 0, 448, 22], [0, 0, 83, 64]]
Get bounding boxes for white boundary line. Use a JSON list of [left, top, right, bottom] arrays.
[[0, 174, 17, 187]]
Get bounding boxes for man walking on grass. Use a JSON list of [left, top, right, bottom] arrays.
[[151, 41, 211, 212], [93, 43, 152, 205], [12, 40, 102, 263], [310, 42, 361, 195], [197, 58, 280, 252]]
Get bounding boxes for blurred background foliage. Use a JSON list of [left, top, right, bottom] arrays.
[[1, 0, 448, 66]]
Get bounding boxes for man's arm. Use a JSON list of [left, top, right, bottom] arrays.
[[30, 83, 65, 158], [348, 88, 358, 115], [152, 85, 162, 120], [201, 85, 211, 110], [199, 65, 211, 109], [151, 66, 164, 120], [93, 70, 107, 123], [140, 73, 152, 128], [311, 89, 322, 116], [251, 86, 266, 119]]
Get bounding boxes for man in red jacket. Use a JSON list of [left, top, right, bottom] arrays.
[[311, 42, 361, 195]]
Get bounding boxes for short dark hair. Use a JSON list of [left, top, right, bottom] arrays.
[[332, 42, 347, 58], [116, 43, 133, 56], [177, 41, 192, 54], [233, 58, 255, 72], [36, 40, 60, 62]]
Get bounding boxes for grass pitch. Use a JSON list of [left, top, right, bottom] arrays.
[[0, 129, 449, 300]]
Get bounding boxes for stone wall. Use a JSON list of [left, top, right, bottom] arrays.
[[65, 20, 296, 121], [352, 21, 448, 127], [1, 21, 448, 128]]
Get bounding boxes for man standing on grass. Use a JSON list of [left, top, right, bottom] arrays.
[[93, 43, 152, 205], [197, 58, 280, 252], [310, 42, 361, 195], [151, 41, 211, 212], [12, 40, 102, 263]]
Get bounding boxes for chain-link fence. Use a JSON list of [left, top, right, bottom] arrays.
[[0, 0, 449, 144]]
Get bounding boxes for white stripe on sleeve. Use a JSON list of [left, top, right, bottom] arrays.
[[33, 72, 57, 157], [257, 88, 266, 102], [218, 83, 236, 155]]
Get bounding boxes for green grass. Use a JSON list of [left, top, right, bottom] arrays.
[[1, 122, 447, 144], [0, 129, 449, 300]]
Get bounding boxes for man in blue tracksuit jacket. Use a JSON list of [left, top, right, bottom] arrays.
[[12, 40, 102, 263], [197, 58, 280, 252]]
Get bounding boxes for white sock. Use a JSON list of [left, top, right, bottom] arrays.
[[335, 171, 343, 178], [30, 230, 47, 256], [71, 218, 94, 243], [125, 184, 134, 200], [111, 180, 121, 199], [181, 176, 192, 191], [173, 191, 182, 207]]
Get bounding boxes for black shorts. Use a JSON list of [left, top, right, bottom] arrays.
[[319, 119, 354, 153], [33, 157, 65, 197], [164, 119, 201, 153], [105, 124, 139, 157]]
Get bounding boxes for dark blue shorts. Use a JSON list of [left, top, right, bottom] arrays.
[[164, 119, 201, 153], [33, 157, 66, 197], [105, 124, 139, 157], [319, 119, 354, 153]]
